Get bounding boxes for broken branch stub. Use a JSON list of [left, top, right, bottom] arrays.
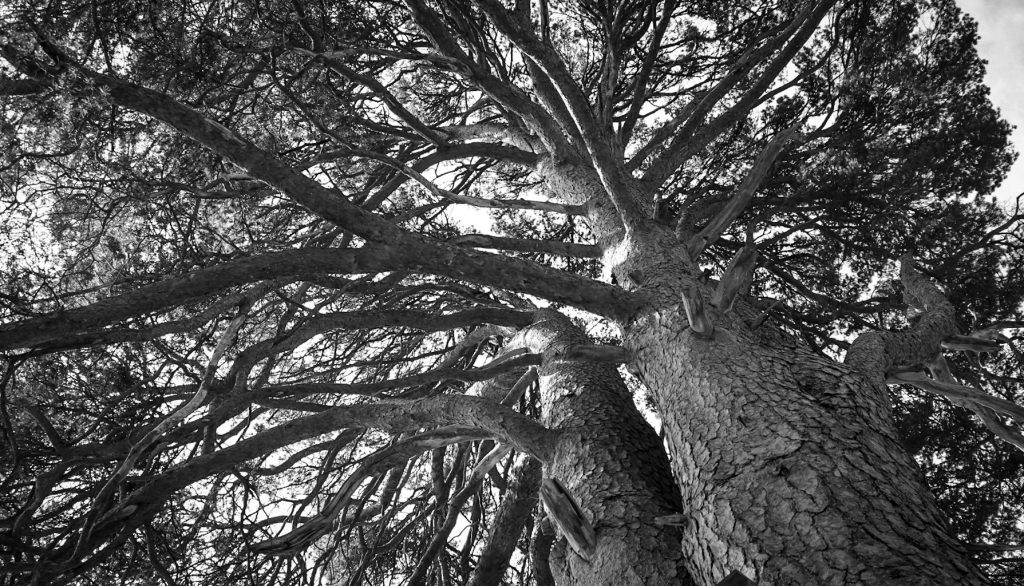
[[539, 477, 596, 560], [681, 287, 715, 337]]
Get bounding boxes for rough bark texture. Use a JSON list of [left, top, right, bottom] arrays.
[[542, 160, 985, 585], [522, 311, 693, 586], [619, 242, 984, 585], [845, 256, 958, 381]]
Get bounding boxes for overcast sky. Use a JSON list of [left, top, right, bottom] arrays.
[[957, 0, 1024, 206]]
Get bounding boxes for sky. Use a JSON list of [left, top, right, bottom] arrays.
[[957, 0, 1024, 206]]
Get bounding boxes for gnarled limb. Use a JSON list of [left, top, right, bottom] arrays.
[[73, 312, 246, 560], [407, 443, 513, 586], [712, 239, 759, 312], [846, 255, 957, 380], [31, 393, 558, 577], [850, 257, 1024, 453]]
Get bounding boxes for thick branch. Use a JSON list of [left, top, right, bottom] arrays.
[[440, 123, 538, 153], [452, 235, 601, 258], [92, 72, 404, 243], [712, 240, 759, 312], [688, 126, 798, 258], [27, 286, 276, 352], [846, 256, 957, 379], [0, 245, 643, 350], [71, 74, 643, 325], [0, 76, 50, 95], [266, 353, 544, 397], [475, 0, 649, 230], [851, 260, 1024, 453]]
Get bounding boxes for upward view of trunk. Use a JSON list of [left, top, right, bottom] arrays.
[[627, 302, 982, 584], [3, 1, 1016, 584], [519, 310, 692, 586], [545, 163, 985, 584]]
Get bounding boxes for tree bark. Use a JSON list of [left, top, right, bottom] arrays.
[[627, 307, 983, 584], [622, 244, 987, 584], [523, 311, 693, 586], [543, 161, 985, 585]]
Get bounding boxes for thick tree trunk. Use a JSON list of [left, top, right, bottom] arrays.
[[627, 308, 983, 584], [523, 311, 693, 586], [621, 243, 985, 584], [543, 161, 985, 585]]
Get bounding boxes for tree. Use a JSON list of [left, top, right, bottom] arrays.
[[1, 0, 1023, 584]]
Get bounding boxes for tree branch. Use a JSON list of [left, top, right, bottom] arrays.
[[641, 0, 835, 190], [687, 126, 799, 258], [0, 245, 642, 350], [55, 394, 557, 572], [452, 235, 601, 258], [90, 71, 405, 244], [254, 428, 494, 556], [846, 256, 957, 379], [466, 454, 542, 586], [301, 48, 448, 145], [618, 0, 678, 145], [475, 0, 649, 231], [530, 517, 556, 586], [404, 0, 571, 158], [851, 258, 1024, 453], [0, 76, 50, 95], [407, 443, 512, 586]]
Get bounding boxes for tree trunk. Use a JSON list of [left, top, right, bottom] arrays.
[[543, 161, 985, 585], [523, 310, 693, 586], [622, 244, 985, 584]]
